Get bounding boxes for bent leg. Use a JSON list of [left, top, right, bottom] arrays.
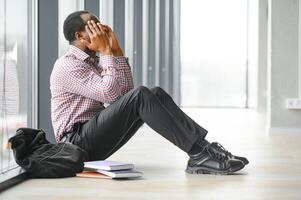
[[132, 86, 206, 152], [69, 86, 207, 161], [68, 88, 145, 161], [149, 87, 208, 138]]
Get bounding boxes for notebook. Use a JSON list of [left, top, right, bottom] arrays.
[[84, 160, 135, 171], [76, 171, 112, 179], [97, 169, 143, 179], [77, 170, 143, 179]]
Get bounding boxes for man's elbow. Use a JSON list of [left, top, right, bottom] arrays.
[[105, 95, 120, 104], [101, 84, 121, 103]]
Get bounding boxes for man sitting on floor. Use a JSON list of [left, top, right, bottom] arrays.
[[50, 11, 249, 175]]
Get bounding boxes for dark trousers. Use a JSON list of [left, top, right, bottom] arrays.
[[62, 86, 208, 161]]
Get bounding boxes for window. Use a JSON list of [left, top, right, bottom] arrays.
[[180, 0, 258, 107], [58, 0, 84, 57], [0, 0, 37, 183]]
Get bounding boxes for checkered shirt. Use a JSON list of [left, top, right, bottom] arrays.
[[50, 45, 134, 142]]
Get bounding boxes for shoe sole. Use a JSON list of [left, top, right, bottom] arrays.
[[185, 163, 245, 175]]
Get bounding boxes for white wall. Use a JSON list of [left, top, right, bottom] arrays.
[[267, 0, 301, 134]]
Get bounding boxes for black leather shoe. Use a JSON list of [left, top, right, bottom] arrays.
[[186, 142, 245, 175]]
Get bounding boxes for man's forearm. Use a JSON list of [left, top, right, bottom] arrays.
[[114, 56, 134, 94]]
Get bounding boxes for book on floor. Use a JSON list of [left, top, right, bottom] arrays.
[[77, 169, 143, 179], [84, 160, 135, 171], [76, 171, 112, 179], [77, 160, 143, 179], [96, 169, 143, 179]]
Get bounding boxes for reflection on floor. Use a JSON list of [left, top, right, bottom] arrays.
[[1, 108, 301, 200]]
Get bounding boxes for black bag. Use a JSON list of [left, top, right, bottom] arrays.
[[8, 127, 88, 178]]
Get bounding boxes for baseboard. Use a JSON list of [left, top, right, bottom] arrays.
[[267, 127, 301, 135], [0, 168, 29, 193]]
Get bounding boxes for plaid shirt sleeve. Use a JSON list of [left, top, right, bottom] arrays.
[[60, 55, 133, 104], [112, 56, 134, 95]]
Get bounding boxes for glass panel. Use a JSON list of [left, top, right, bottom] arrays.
[[0, 0, 29, 174], [58, 0, 84, 57], [180, 0, 257, 107]]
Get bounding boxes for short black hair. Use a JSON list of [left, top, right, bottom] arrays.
[[63, 10, 89, 43]]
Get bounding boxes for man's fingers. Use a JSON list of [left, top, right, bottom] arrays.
[[87, 20, 98, 35], [103, 24, 112, 31], [99, 24, 108, 36], [97, 24, 106, 36], [85, 25, 93, 38], [102, 24, 111, 32], [90, 20, 101, 35], [97, 23, 112, 34]]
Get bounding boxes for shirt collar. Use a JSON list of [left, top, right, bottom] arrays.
[[68, 45, 100, 66], [69, 45, 90, 61]]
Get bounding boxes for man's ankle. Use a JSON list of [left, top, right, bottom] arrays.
[[188, 138, 210, 156], [198, 139, 210, 148]]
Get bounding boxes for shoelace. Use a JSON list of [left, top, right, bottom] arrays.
[[205, 142, 232, 161], [213, 142, 233, 156]]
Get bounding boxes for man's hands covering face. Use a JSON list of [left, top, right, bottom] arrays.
[[80, 20, 111, 55], [81, 20, 123, 56], [101, 25, 123, 56]]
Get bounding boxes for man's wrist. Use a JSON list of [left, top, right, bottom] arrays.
[[112, 48, 124, 57], [99, 48, 113, 55]]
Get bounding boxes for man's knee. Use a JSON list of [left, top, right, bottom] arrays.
[[150, 86, 167, 97], [135, 85, 150, 93], [130, 86, 156, 104], [133, 86, 168, 99], [132, 86, 153, 98]]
